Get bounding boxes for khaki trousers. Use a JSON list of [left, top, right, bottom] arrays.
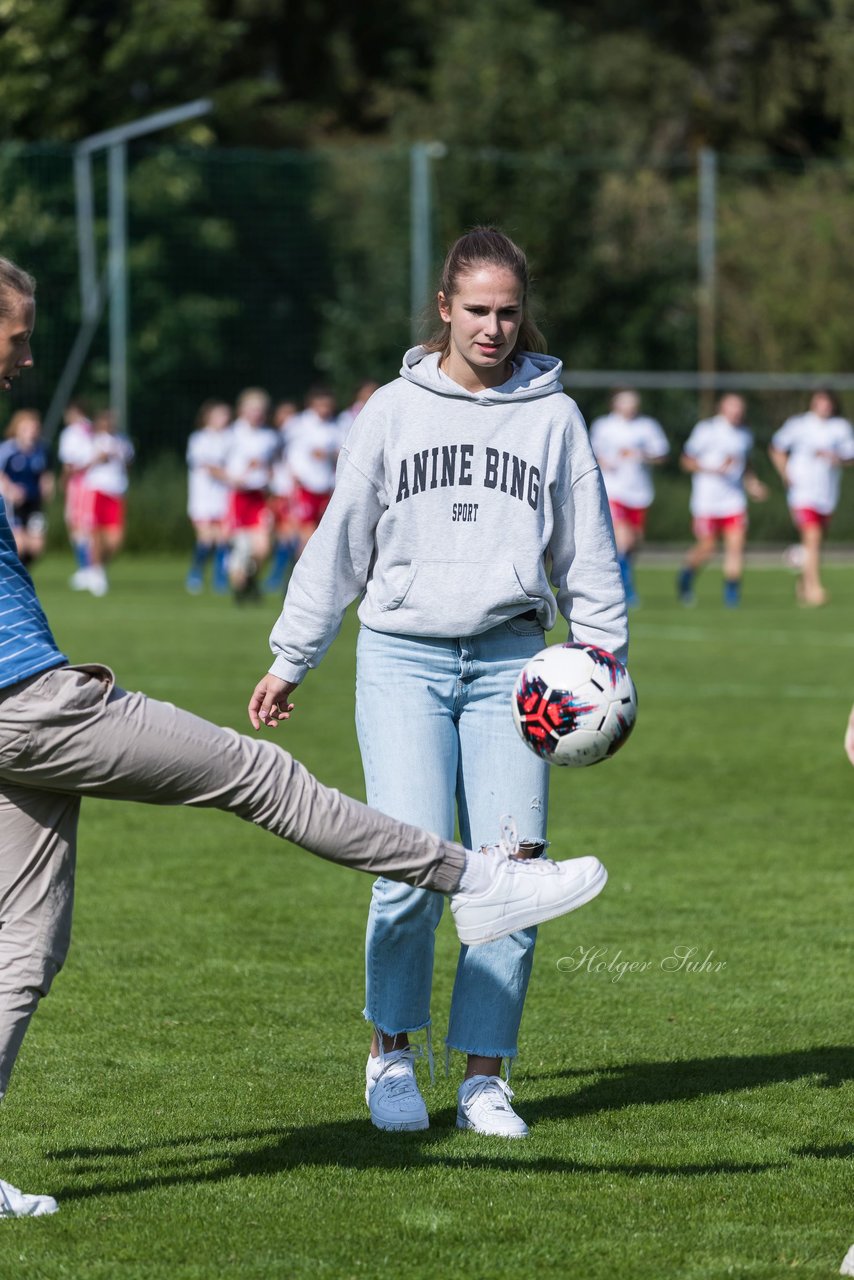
[[0, 663, 465, 1097]]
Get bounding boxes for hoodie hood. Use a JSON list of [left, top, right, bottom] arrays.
[[400, 346, 565, 405]]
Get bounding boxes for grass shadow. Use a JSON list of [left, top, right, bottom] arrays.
[[521, 1044, 854, 1124], [43, 1045, 854, 1202]]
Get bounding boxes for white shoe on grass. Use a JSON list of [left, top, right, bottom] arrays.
[[450, 818, 607, 947], [457, 1075, 529, 1138], [365, 1048, 429, 1132], [0, 1176, 58, 1218]]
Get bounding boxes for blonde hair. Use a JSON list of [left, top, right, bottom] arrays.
[[6, 409, 41, 440], [422, 226, 547, 359], [237, 387, 271, 417], [0, 257, 36, 320]]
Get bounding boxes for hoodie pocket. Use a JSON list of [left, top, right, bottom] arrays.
[[374, 559, 542, 625], [375, 561, 418, 612]]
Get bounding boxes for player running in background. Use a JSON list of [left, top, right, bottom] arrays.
[[185, 399, 233, 594], [263, 399, 301, 594], [0, 409, 53, 569], [81, 407, 134, 597], [337, 379, 380, 439], [285, 386, 342, 557], [590, 389, 669, 606], [250, 227, 625, 1140], [57, 400, 95, 588], [0, 252, 610, 1217], [677, 393, 768, 607], [768, 390, 854, 608], [224, 387, 279, 602]]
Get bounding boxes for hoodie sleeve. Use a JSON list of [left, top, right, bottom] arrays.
[[549, 445, 629, 666], [267, 449, 385, 683]]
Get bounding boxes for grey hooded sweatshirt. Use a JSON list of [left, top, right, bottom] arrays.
[[268, 347, 628, 684]]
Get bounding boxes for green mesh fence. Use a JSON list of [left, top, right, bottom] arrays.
[[1, 140, 854, 542]]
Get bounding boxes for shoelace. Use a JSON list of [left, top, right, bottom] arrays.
[[463, 1075, 516, 1112], [374, 1046, 423, 1100], [481, 814, 555, 875], [480, 816, 557, 875]]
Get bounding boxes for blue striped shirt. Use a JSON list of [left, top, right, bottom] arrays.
[[0, 503, 66, 689]]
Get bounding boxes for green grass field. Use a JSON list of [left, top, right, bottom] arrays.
[[5, 553, 854, 1279]]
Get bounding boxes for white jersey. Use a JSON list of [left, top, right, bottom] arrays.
[[58, 420, 94, 472], [589, 413, 669, 509], [269, 427, 296, 498], [225, 420, 280, 492], [285, 410, 343, 495], [771, 412, 854, 514], [186, 427, 233, 521], [683, 416, 753, 517], [86, 433, 134, 497]]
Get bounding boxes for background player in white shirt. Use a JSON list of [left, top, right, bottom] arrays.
[[225, 387, 279, 601], [185, 399, 233, 594], [769, 390, 854, 607], [81, 407, 134, 597], [590, 389, 669, 606], [677, 393, 768, 607], [285, 386, 343, 557]]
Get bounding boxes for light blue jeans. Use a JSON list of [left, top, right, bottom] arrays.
[[356, 618, 550, 1060]]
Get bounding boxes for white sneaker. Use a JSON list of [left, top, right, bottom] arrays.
[[365, 1048, 429, 1132], [450, 818, 607, 946], [0, 1176, 58, 1217], [86, 566, 108, 597], [69, 568, 92, 591], [457, 1075, 529, 1138]]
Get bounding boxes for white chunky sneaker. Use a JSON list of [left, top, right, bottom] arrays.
[[0, 1176, 58, 1218], [457, 1075, 529, 1138], [365, 1048, 429, 1132], [450, 817, 607, 946]]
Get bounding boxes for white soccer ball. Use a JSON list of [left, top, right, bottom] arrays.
[[512, 642, 638, 767]]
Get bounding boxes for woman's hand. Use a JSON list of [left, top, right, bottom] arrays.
[[248, 675, 297, 729]]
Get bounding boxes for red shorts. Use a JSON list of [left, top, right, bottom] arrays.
[[792, 507, 831, 531], [89, 490, 125, 531], [692, 513, 747, 539], [268, 494, 295, 528], [229, 490, 272, 532], [609, 500, 647, 531], [293, 485, 332, 527]]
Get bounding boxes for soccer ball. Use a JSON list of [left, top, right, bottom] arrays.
[[512, 643, 637, 767]]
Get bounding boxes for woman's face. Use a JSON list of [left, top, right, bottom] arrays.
[[15, 413, 40, 448], [811, 392, 835, 419], [0, 294, 35, 392], [207, 404, 231, 431], [438, 265, 523, 389]]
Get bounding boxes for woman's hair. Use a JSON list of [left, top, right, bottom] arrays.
[[0, 257, 36, 321], [422, 226, 547, 359], [810, 387, 841, 415], [237, 387, 270, 416], [195, 398, 231, 430], [5, 409, 40, 440]]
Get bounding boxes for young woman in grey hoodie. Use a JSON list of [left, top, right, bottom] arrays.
[[250, 227, 628, 1138]]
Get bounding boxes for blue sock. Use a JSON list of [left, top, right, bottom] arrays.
[[618, 553, 636, 603], [677, 566, 695, 599], [73, 540, 90, 569], [723, 578, 741, 607], [189, 542, 213, 578], [265, 538, 296, 588], [212, 544, 229, 591]]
